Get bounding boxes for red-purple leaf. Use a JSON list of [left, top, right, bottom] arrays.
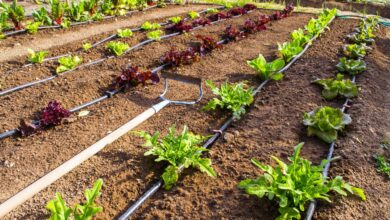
[[227, 7, 247, 17], [160, 47, 200, 66], [195, 35, 222, 55], [224, 26, 246, 41], [115, 65, 160, 89], [39, 101, 71, 127], [243, 4, 257, 11], [166, 20, 193, 33], [18, 119, 39, 136], [207, 12, 229, 22], [192, 18, 211, 27]]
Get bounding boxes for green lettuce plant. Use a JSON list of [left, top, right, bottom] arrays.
[[146, 30, 163, 41], [141, 21, 161, 30], [28, 49, 48, 63], [26, 21, 41, 34], [169, 16, 181, 24], [46, 178, 103, 220], [303, 106, 351, 143], [343, 44, 367, 59], [278, 40, 303, 62], [239, 143, 366, 220], [290, 28, 310, 46], [82, 42, 92, 51], [117, 28, 133, 38], [56, 55, 83, 74], [106, 41, 129, 56], [313, 73, 358, 100], [374, 155, 390, 178], [247, 54, 285, 81], [137, 125, 216, 190], [188, 11, 199, 19], [204, 80, 254, 119], [336, 57, 366, 75]]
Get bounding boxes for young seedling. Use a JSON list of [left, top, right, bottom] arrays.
[[239, 143, 366, 220], [203, 80, 254, 119], [303, 106, 352, 143], [117, 28, 133, 38], [136, 125, 216, 190], [205, 8, 219, 14], [46, 179, 103, 219], [106, 41, 129, 56], [313, 73, 358, 100], [188, 11, 199, 19], [82, 42, 92, 51], [374, 155, 390, 178], [56, 55, 83, 74], [343, 44, 367, 59], [28, 49, 48, 64], [336, 57, 366, 75], [290, 28, 310, 46], [141, 21, 161, 30], [169, 16, 181, 24], [247, 54, 285, 81], [146, 30, 163, 41], [26, 21, 41, 34]]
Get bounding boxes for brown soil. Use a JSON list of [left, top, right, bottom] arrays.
[[0, 4, 211, 62], [286, 0, 390, 18], [0, 11, 315, 219]]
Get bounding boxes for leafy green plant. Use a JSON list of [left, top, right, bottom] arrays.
[[61, 17, 71, 28], [137, 125, 216, 190], [206, 8, 219, 14], [0, 12, 11, 31], [188, 11, 199, 19], [100, 0, 114, 15], [56, 55, 83, 74], [82, 42, 92, 51], [169, 16, 181, 24], [303, 106, 351, 143], [278, 40, 303, 62], [141, 21, 161, 30], [26, 21, 41, 34], [0, 0, 25, 30], [117, 28, 133, 38], [247, 54, 285, 81], [106, 41, 129, 56], [46, 178, 103, 220], [374, 155, 390, 178], [66, 1, 90, 22], [49, 0, 65, 25], [290, 28, 310, 46], [313, 73, 358, 100], [28, 49, 48, 63], [336, 57, 366, 75], [238, 142, 366, 220], [146, 30, 163, 41], [32, 7, 52, 25], [343, 44, 367, 59], [305, 18, 323, 37], [203, 80, 254, 119]]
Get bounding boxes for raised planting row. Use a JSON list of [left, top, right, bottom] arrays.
[[0, 4, 291, 139], [0, 4, 314, 218], [0, 4, 260, 96]]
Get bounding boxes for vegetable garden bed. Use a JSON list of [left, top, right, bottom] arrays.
[[0, 2, 389, 220]]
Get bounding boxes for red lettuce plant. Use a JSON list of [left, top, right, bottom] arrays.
[[224, 26, 246, 41], [115, 65, 160, 89], [18, 120, 39, 136], [166, 20, 192, 33], [243, 3, 257, 11], [257, 15, 270, 25], [283, 4, 294, 16], [160, 47, 199, 66], [227, 7, 247, 16], [207, 12, 228, 21], [192, 18, 211, 27], [196, 35, 222, 55], [39, 101, 71, 127], [244, 19, 266, 33]]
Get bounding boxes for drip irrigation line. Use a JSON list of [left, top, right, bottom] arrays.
[[0, 63, 169, 140], [118, 15, 337, 220], [337, 14, 390, 27], [0, 9, 250, 97], [305, 75, 356, 220]]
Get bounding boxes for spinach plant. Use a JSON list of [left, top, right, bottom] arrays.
[[247, 54, 285, 81], [239, 143, 366, 220], [313, 73, 358, 100], [28, 49, 48, 63], [106, 41, 129, 56], [303, 106, 351, 143], [204, 80, 254, 119], [137, 125, 216, 190], [46, 178, 103, 220], [56, 55, 83, 74], [336, 57, 366, 75]]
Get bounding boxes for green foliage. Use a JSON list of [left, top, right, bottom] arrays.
[[290, 29, 310, 46], [203, 80, 254, 119], [0, 12, 11, 31], [247, 54, 285, 81], [238, 142, 366, 220], [66, 1, 90, 22], [336, 57, 366, 75], [56, 55, 83, 74], [106, 41, 129, 56], [46, 179, 103, 220], [100, 0, 114, 15], [305, 18, 323, 37], [205, 8, 219, 14], [32, 7, 53, 25], [117, 28, 133, 38], [28, 49, 48, 63], [313, 73, 358, 100], [61, 18, 71, 28], [303, 106, 352, 143], [26, 21, 41, 34], [82, 42, 92, 51], [49, 0, 65, 24], [137, 125, 216, 190], [374, 155, 390, 178], [305, 8, 336, 38], [146, 30, 163, 40], [141, 21, 161, 30], [0, 0, 25, 29], [188, 11, 199, 19], [169, 16, 181, 24], [91, 12, 104, 21], [278, 40, 303, 62], [83, 0, 98, 15], [343, 44, 367, 59]]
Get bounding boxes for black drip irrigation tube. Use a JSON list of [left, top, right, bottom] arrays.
[[2, 6, 159, 38], [0, 8, 250, 97], [8, 6, 225, 71], [117, 16, 337, 220], [304, 75, 356, 220]]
